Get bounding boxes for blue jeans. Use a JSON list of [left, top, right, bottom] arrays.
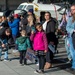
[[65, 37, 72, 60], [69, 37, 75, 69], [0, 39, 8, 60], [4, 51, 8, 60], [0, 48, 8, 60]]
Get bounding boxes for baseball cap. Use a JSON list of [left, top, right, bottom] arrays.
[[13, 14, 19, 17]]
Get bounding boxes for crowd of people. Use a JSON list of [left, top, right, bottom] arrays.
[[0, 4, 75, 74]]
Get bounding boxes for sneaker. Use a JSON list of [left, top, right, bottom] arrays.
[[34, 69, 44, 74], [66, 58, 72, 63], [4, 59, 8, 61], [13, 50, 18, 53], [36, 63, 39, 66], [20, 64, 24, 66]]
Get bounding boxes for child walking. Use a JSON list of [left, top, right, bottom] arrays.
[[30, 23, 48, 73], [16, 30, 31, 65]]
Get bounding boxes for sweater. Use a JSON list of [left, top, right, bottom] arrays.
[[30, 31, 48, 51]]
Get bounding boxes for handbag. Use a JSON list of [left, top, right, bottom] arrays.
[[25, 48, 37, 63]]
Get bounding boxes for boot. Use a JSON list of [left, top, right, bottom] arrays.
[[24, 58, 27, 65], [44, 62, 52, 69]]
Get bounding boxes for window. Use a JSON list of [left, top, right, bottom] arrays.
[[17, 5, 25, 9], [26, 5, 33, 11]]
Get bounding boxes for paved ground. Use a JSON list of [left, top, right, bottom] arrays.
[[0, 42, 75, 75]]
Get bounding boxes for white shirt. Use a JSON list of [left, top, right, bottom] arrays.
[[43, 21, 47, 31]]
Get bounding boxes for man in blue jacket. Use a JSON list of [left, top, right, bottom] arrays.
[[8, 14, 20, 51]]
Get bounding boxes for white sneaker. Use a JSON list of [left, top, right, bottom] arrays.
[[4, 59, 8, 61], [34, 71, 38, 74], [13, 50, 18, 53], [34, 69, 44, 74], [36, 63, 39, 66]]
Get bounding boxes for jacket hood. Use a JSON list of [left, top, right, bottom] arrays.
[[17, 36, 27, 44]]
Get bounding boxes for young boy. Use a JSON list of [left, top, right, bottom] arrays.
[[16, 30, 31, 65]]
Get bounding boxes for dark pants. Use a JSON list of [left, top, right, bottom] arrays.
[[12, 35, 18, 50], [46, 49, 54, 63], [19, 50, 27, 64], [38, 55, 45, 71]]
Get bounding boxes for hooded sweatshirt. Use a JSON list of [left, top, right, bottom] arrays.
[[16, 36, 31, 51]]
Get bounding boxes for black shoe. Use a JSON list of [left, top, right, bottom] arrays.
[[0, 58, 2, 61], [35, 69, 44, 74], [24, 59, 27, 65], [24, 63, 27, 65], [24, 61, 27, 65]]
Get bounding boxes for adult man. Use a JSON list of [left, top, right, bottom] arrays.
[[8, 14, 20, 51]]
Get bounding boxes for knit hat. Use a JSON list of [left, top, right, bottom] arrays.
[[28, 9, 33, 14]]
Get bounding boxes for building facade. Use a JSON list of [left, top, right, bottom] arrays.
[[0, 0, 74, 11], [0, 0, 29, 11]]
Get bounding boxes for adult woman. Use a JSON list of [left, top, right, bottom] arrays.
[[25, 15, 35, 36], [43, 12, 57, 69]]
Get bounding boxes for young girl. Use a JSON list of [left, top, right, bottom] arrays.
[[16, 30, 31, 65], [30, 23, 48, 73]]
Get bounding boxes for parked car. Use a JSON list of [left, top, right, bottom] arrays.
[[0, 10, 12, 17]]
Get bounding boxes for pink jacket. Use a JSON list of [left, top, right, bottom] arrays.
[[30, 31, 48, 51]]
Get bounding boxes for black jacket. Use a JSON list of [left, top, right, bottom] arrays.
[[0, 27, 11, 40], [44, 19, 57, 44], [46, 19, 56, 34]]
